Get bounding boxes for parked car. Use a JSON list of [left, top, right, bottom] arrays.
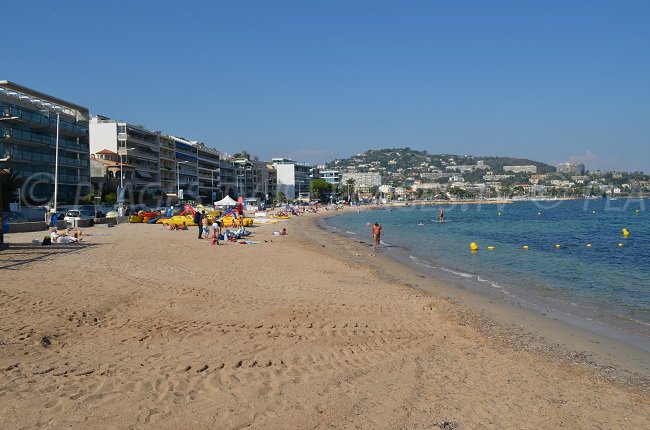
[[63, 210, 94, 225]]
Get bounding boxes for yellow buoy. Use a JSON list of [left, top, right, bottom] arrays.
[[622, 228, 630, 237], [487, 246, 495, 250], [618, 243, 624, 247], [555, 244, 561, 248], [586, 243, 592, 247], [522, 245, 529, 250], [636, 209, 640, 213], [470, 242, 479, 251]]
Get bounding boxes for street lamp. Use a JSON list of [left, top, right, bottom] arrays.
[[0, 155, 10, 247], [117, 147, 136, 190], [176, 160, 189, 201], [236, 174, 245, 198], [53, 111, 59, 214], [117, 147, 135, 216], [211, 168, 219, 203], [34, 109, 60, 213]]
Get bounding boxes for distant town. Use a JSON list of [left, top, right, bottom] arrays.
[[323, 148, 650, 201], [1, 80, 648, 213]]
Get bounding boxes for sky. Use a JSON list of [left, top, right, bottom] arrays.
[[3, 0, 650, 172]]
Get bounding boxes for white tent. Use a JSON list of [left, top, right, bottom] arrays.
[[214, 195, 238, 206]]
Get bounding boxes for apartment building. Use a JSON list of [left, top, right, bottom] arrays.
[[503, 165, 537, 174], [196, 144, 221, 203], [90, 116, 161, 201], [319, 170, 340, 186], [557, 162, 585, 176], [272, 158, 318, 201], [0, 80, 91, 205], [340, 172, 382, 190]]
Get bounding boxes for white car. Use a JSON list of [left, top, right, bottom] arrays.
[[63, 210, 94, 226]]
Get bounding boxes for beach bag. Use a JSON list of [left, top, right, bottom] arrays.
[[41, 237, 51, 245], [218, 234, 224, 241]]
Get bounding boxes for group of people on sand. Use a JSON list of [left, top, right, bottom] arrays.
[[191, 209, 253, 246], [49, 227, 85, 244]]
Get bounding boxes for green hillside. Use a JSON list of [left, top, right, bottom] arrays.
[[326, 147, 555, 174]]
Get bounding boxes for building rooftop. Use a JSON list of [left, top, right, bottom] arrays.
[[0, 80, 89, 119]]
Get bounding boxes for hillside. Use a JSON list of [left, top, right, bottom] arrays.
[[326, 147, 556, 175]]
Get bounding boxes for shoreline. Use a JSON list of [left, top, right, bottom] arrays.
[[311, 208, 650, 379], [1, 212, 648, 428]]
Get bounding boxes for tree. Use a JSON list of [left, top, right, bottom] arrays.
[[309, 179, 332, 202], [0, 171, 23, 211], [103, 192, 117, 204], [345, 178, 356, 201], [233, 150, 251, 160], [79, 190, 102, 204], [275, 191, 287, 204]]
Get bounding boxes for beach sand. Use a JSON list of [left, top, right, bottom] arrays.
[[1, 212, 648, 429]]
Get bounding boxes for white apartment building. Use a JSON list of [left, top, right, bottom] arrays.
[[90, 116, 161, 199], [340, 172, 382, 190], [319, 170, 340, 186], [503, 165, 537, 174], [272, 158, 317, 201], [557, 162, 585, 175]]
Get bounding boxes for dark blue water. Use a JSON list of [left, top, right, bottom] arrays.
[[322, 199, 650, 347]]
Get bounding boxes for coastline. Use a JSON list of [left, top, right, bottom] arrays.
[[0, 212, 648, 429], [315, 207, 650, 377]]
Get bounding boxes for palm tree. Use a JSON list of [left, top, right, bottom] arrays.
[[0, 170, 23, 211], [345, 178, 355, 202]]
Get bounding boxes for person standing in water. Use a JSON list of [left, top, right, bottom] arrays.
[[371, 222, 383, 255], [439, 208, 444, 224]]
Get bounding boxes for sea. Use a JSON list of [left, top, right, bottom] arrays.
[[321, 198, 650, 351]]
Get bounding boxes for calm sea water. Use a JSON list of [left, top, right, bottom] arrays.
[[322, 199, 650, 349]]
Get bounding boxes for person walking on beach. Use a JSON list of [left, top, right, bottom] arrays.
[[211, 220, 222, 246], [194, 210, 203, 239], [201, 213, 210, 240], [371, 222, 383, 255]]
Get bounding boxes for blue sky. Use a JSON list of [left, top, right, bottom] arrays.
[[4, 1, 649, 172]]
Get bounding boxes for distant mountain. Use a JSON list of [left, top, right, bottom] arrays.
[[325, 147, 556, 175]]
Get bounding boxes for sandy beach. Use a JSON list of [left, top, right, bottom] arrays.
[[1, 211, 648, 429]]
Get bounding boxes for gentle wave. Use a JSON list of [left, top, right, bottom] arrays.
[[439, 267, 473, 278]]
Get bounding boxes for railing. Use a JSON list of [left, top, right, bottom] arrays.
[[2, 104, 88, 135], [1, 125, 89, 151]]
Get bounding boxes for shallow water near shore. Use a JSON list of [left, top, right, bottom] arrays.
[[322, 199, 650, 351]]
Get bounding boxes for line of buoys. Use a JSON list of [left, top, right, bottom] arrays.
[[469, 242, 629, 252]]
